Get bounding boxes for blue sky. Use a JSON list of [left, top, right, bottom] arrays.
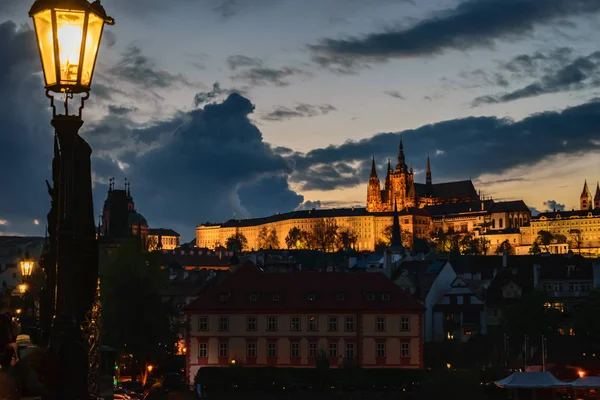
[[1, 0, 600, 240]]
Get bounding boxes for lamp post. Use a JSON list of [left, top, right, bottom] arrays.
[[28, 0, 114, 398]]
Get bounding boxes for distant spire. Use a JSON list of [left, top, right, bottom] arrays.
[[370, 156, 377, 178], [426, 153, 432, 185], [581, 179, 591, 198], [384, 158, 392, 191], [396, 135, 407, 173], [391, 200, 402, 248], [595, 182, 600, 200]]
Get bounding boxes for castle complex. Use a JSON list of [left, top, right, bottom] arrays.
[[366, 139, 479, 211]]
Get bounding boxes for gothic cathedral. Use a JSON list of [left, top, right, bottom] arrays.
[[366, 138, 480, 212]]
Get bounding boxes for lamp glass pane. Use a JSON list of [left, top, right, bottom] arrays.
[[81, 13, 104, 87], [55, 9, 85, 85], [33, 10, 57, 86]]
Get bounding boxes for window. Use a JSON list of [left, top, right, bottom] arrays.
[[328, 342, 337, 358], [198, 343, 207, 358], [198, 316, 208, 332], [308, 316, 318, 332], [499, 218, 503, 229], [249, 293, 258, 301], [345, 316, 355, 331], [376, 316, 386, 332], [401, 342, 410, 358], [290, 342, 300, 358], [345, 343, 355, 359], [247, 342, 256, 357], [367, 293, 375, 301], [267, 316, 278, 331], [219, 342, 228, 358], [218, 316, 229, 332], [267, 342, 277, 358], [219, 293, 228, 302], [400, 317, 410, 331], [328, 316, 338, 332], [382, 293, 390, 301], [291, 317, 301, 331], [336, 293, 345, 301], [308, 342, 317, 358], [308, 293, 317, 301], [246, 316, 257, 331], [376, 343, 385, 358], [272, 293, 280, 301]]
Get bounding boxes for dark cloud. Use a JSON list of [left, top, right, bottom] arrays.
[[85, 93, 304, 235], [309, 0, 600, 71], [0, 21, 55, 235], [110, 44, 190, 89], [227, 55, 263, 71], [211, 0, 280, 19], [107, 105, 138, 116], [472, 51, 600, 106], [384, 90, 405, 100], [262, 103, 337, 121], [288, 99, 600, 191], [102, 30, 117, 48], [543, 200, 566, 212], [231, 67, 310, 87]]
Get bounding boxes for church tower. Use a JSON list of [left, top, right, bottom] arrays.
[[580, 180, 592, 210], [594, 182, 600, 209], [366, 157, 383, 212]]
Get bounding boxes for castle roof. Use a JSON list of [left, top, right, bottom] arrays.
[[425, 200, 494, 217], [204, 207, 430, 228], [185, 263, 425, 313], [488, 200, 530, 213], [414, 180, 478, 200], [533, 208, 600, 220], [149, 228, 180, 237]]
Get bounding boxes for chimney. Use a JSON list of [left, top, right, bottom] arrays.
[[502, 252, 508, 268]]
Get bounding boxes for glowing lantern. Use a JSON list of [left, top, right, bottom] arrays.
[[29, 0, 114, 94], [20, 253, 34, 277]]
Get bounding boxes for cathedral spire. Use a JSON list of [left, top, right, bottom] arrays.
[[391, 200, 402, 248], [595, 182, 600, 209], [580, 180, 592, 210], [384, 158, 392, 191], [581, 179, 590, 197], [396, 136, 407, 173], [370, 156, 378, 178], [426, 154, 432, 185]]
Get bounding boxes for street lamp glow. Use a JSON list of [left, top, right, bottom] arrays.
[[18, 284, 28, 294], [147, 365, 154, 373], [20, 253, 34, 277], [29, 0, 115, 94], [578, 370, 586, 378]]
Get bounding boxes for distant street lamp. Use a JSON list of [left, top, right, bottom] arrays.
[[28, 0, 114, 398]]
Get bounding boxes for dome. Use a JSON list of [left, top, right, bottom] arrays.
[[128, 212, 148, 227]]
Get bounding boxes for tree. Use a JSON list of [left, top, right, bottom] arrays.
[[529, 241, 542, 255], [569, 229, 583, 254], [285, 227, 302, 249], [432, 230, 460, 254], [495, 239, 514, 255], [310, 218, 339, 252], [535, 230, 566, 252], [336, 228, 358, 251], [102, 237, 177, 383], [256, 227, 269, 249], [459, 234, 489, 255], [225, 232, 248, 252], [266, 228, 279, 249]]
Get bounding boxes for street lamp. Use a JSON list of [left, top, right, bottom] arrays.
[[20, 251, 35, 278], [28, 0, 114, 398]]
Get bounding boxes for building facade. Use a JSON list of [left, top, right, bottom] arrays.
[[366, 139, 480, 212], [184, 265, 425, 383], [197, 208, 432, 252], [148, 228, 181, 251]]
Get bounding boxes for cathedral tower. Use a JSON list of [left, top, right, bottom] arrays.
[[580, 180, 592, 210], [367, 157, 383, 212], [595, 182, 600, 209]]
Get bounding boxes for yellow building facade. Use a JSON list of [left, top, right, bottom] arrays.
[[196, 208, 432, 251]]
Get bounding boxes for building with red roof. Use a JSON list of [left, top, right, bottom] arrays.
[[184, 264, 425, 382]]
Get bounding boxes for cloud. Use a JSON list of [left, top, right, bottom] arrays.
[[85, 93, 304, 235], [288, 98, 600, 191], [226, 55, 263, 71], [0, 21, 55, 235], [211, 0, 280, 19], [193, 82, 244, 107], [231, 67, 310, 87], [384, 90, 405, 100], [543, 199, 566, 212], [295, 200, 322, 211], [107, 105, 138, 116], [472, 51, 600, 106], [110, 44, 190, 89], [262, 103, 337, 121], [309, 0, 600, 71]]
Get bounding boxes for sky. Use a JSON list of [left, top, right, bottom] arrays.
[[1, 0, 600, 241]]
